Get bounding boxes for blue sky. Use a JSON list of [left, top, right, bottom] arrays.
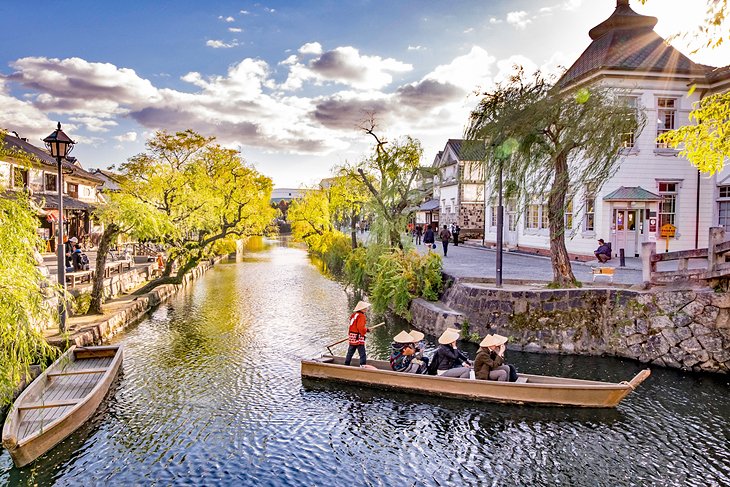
[[0, 0, 726, 187]]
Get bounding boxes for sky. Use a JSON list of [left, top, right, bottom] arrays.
[[0, 0, 727, 188]]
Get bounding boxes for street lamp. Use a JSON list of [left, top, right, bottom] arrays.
[[43, 122, 75, 332]]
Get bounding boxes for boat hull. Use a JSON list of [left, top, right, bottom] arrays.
[[301, 356, 650, 408], [2, 345, 123, 468]]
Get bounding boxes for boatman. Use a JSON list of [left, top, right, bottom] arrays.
[[344, 301, 371, 366]]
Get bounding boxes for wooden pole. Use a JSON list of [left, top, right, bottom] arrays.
[[325, 322, 385, 354]]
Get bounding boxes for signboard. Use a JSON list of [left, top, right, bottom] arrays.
[[660, 223, 676, 238], [649, 217, 657, 233]]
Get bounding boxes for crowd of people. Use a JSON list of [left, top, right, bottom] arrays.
[[408, 222, 461, 257], [343, 301, 519, 382]]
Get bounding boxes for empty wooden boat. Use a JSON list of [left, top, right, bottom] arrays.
[[2, 345, 123, 467], [301, 355, 650, 408]]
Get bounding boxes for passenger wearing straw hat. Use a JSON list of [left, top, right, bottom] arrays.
[[389, 331, 422, 374], [475, 334, 515, 382], [427, 329, 471, 378], [408, 330, 429, 369], [344, 301, 371, 366]]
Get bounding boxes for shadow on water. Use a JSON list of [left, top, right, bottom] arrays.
[[2, 235, 729, 486]]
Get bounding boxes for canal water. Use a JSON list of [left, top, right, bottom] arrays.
[[2, 238, 729, 486]]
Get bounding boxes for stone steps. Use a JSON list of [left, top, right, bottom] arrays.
[[410, 298, 466, 337]]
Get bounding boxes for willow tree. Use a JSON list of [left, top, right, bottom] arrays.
[[327, 173, 368, 249], [466, 70, 644, 286], [288, 189, 334, 251], [347, 118, 432, 248], [114, 130, 274, 295]]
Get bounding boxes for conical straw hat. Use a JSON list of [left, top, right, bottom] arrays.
[[438, 329, 460, 345], [353, 301, 371, 312], [409, 330, 425, 342], [393, 330, 415, 343], [480, 334, 508, 348]]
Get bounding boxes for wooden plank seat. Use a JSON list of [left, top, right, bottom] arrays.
[[103, 259, 132, 277], [592, 267, 615, 282], [18, 399, 82, 410], [47, 368, 108, 378], [66, 270, 94, 288]]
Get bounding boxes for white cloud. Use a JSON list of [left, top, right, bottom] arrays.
[[299, 42, 323, 55], [506, 11, 531, 29], [562, 0, 583, 11], [218, 15, 235, 22], [489, 17, 502, 24], [228, 27, 242, 33], [463, 27, 474, 34], [113, 131, 137, 142], [239, 10, 250, 14], [0, 79, 54, 140], [424, 46, 496, 92], [407, 45, 425, 51], [206, 40, 239, 49], [69, 116, 118, 132]]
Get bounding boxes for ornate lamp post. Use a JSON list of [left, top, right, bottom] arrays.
[[43, 123, 75, 332]]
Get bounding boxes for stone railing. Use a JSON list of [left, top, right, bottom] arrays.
[[642, 227, 730, 285]]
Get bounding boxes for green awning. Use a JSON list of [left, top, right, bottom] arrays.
[[603, 186, 662, 202]]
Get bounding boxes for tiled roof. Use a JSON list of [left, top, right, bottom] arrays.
[[559, 1, 712, 88], [1, 134, 102, 183], [32, 193, 96, 210], [419, 199, 440, 211], [92, 169, 123, 191], [445, 139, 486, 162], [603, 186, 661, 201]]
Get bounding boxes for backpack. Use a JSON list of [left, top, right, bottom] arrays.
[[80, 253, 89, 265]]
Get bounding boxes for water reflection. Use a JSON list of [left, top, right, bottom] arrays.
[[1, 237, 728, 486]]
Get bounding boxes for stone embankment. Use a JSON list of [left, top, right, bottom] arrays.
[[411, 276, 730, 374], [49, 258, 221, 348]]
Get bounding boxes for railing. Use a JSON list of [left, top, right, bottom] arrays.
[[643, 227, 730, 284]]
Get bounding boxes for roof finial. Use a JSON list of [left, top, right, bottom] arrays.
[[617, 0, 629, 6]]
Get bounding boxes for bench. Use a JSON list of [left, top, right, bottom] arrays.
[[66, 270, 94, 288], [592, 267, 615, 282], [103, 259, 133, 277]]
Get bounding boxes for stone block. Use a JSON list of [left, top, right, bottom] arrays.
[[709, 292, 730, 309], [662, 356, 681, 369], [712, 349, 730, 364], [655, 290, 696, 314], [717, 310, 730, 329], [670, 347, 685, 363], [524, 342, 542, 353], [682, 355, 700, 367], [692, 350, 711, 363], [676, 327, 693, 341], [649, 315, 673, 330], [681, 300, 705, 318], [636, 319, 650, 334], [651, 357, 666, 367], [672, 312, 693, 328], [689, 322, 713, 337], [680, 337, 702, 353], [697, 334, 723, 353], [696, 306, 720, 327], [627, 343, 643, 358], [661, 328, 681, 347], [699, 360, 718, 372], [645, 334, 671, 359], [561, 342, 575, 353], [626, 334, 646, 346]]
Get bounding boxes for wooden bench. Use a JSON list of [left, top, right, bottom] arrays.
[[592, 267, 615, 282], [103, 259, 132, 277], [66, 270, 94, 288]]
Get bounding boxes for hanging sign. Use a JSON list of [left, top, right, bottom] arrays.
[[649, 217, 657, 233]]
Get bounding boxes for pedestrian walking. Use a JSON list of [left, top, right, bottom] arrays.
[[415, 225, 423, 245], [423, 225, 435, 252], [439, 225, 452, 257], [453, 225, 460, 246]]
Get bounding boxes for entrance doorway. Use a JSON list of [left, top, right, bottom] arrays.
[[613, 208, 643, 257]]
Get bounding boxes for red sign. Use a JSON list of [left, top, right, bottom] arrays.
[[649, 217, 657, 233]]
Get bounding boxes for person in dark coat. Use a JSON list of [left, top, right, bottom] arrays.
[[423, 225, 435, 250], [453, 225, 460, 246], [439, 225, 451, 257], [415, 225, 423, 245], [427, 329, 471, 378], [594, 239, 612, 263]]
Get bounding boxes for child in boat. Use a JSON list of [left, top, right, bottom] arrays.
[[475, 334, 516, 382], [389, 331, 422, 374], [427, 329, 472, 378]]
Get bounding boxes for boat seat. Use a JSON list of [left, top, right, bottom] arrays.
[[314, 357, 334, 363], [47, 368, 107, 378], [515, 377, 528, 383], [18, 399, 82, 410]]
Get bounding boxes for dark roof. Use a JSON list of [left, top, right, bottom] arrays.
[[1, 134, 102, 184], [445, 139, 486, 162], [419, 199, 440, 211], [603, 186, 661, 201], [705, 65, 730, 84], [92, 169, 122, 191], [32, 193, 95, 210], [559, 1, 712, 88]]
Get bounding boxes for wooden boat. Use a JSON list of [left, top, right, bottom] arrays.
[[2, 345, 123, 467], [301, 355, 651, 408]]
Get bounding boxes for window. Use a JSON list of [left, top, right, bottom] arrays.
[[656, 98, 676, 147], [450, 198, 456, 214], [658, 182, 678, 227], [44, 173, 57, 191], [67, 182, 78, 198], [564, 198, 574, 229], [620, 96, 638, 148], [718, 186, 730, 231], [490, 206, 498, 227], [526, 205, 539, 229], [10, 166, 29, 189], [541, 205, 549, 229], [584, 195, 595, 232]]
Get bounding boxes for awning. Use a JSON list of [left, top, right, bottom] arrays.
[[419, 199, 440, 211], [603, 186, 662, 202], [46, 209, 60, 223]]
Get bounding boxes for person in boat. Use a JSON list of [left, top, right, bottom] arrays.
[[389, 331, 422, 374], [427, 329, 472, 378], [344, 300, 371, 366], [408, 329, 429, 369], [475, 334, 517, 382]]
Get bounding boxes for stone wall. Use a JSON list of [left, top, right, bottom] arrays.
[[411, 278, 730, 374]]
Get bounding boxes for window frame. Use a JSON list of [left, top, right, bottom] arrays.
[[656, 97, 677, 148], [657, 181, 678, 229]]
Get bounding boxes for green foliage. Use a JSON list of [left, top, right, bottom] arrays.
[[368, 249, 443, 320], [210, 237, 238, 256], [321, 232, 352, 275], [0, 190, 59, 404], [72, 292, 92, 315]]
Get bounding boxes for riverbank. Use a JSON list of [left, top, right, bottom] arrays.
[[411, 274, 730, 374], [44, 256, 223, 348]]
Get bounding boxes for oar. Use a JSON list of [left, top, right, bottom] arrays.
[[325, 322, 385, 355]]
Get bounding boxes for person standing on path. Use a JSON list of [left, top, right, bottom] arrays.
[[415, 225, 423, 245], [453, 225, 460, 246], [344, 301, 371, 366], [439, 225, 452, 257]]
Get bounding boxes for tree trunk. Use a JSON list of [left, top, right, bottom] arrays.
[[132, 252, 200, 295], [350, 210, 359, 249], [87, 224, 119, 315], [548, 153, 577, 287]]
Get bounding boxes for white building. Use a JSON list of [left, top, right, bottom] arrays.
[[432, 139, 486, 238], [1, 133, 104, 251], [483, 0, 730, 259]]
